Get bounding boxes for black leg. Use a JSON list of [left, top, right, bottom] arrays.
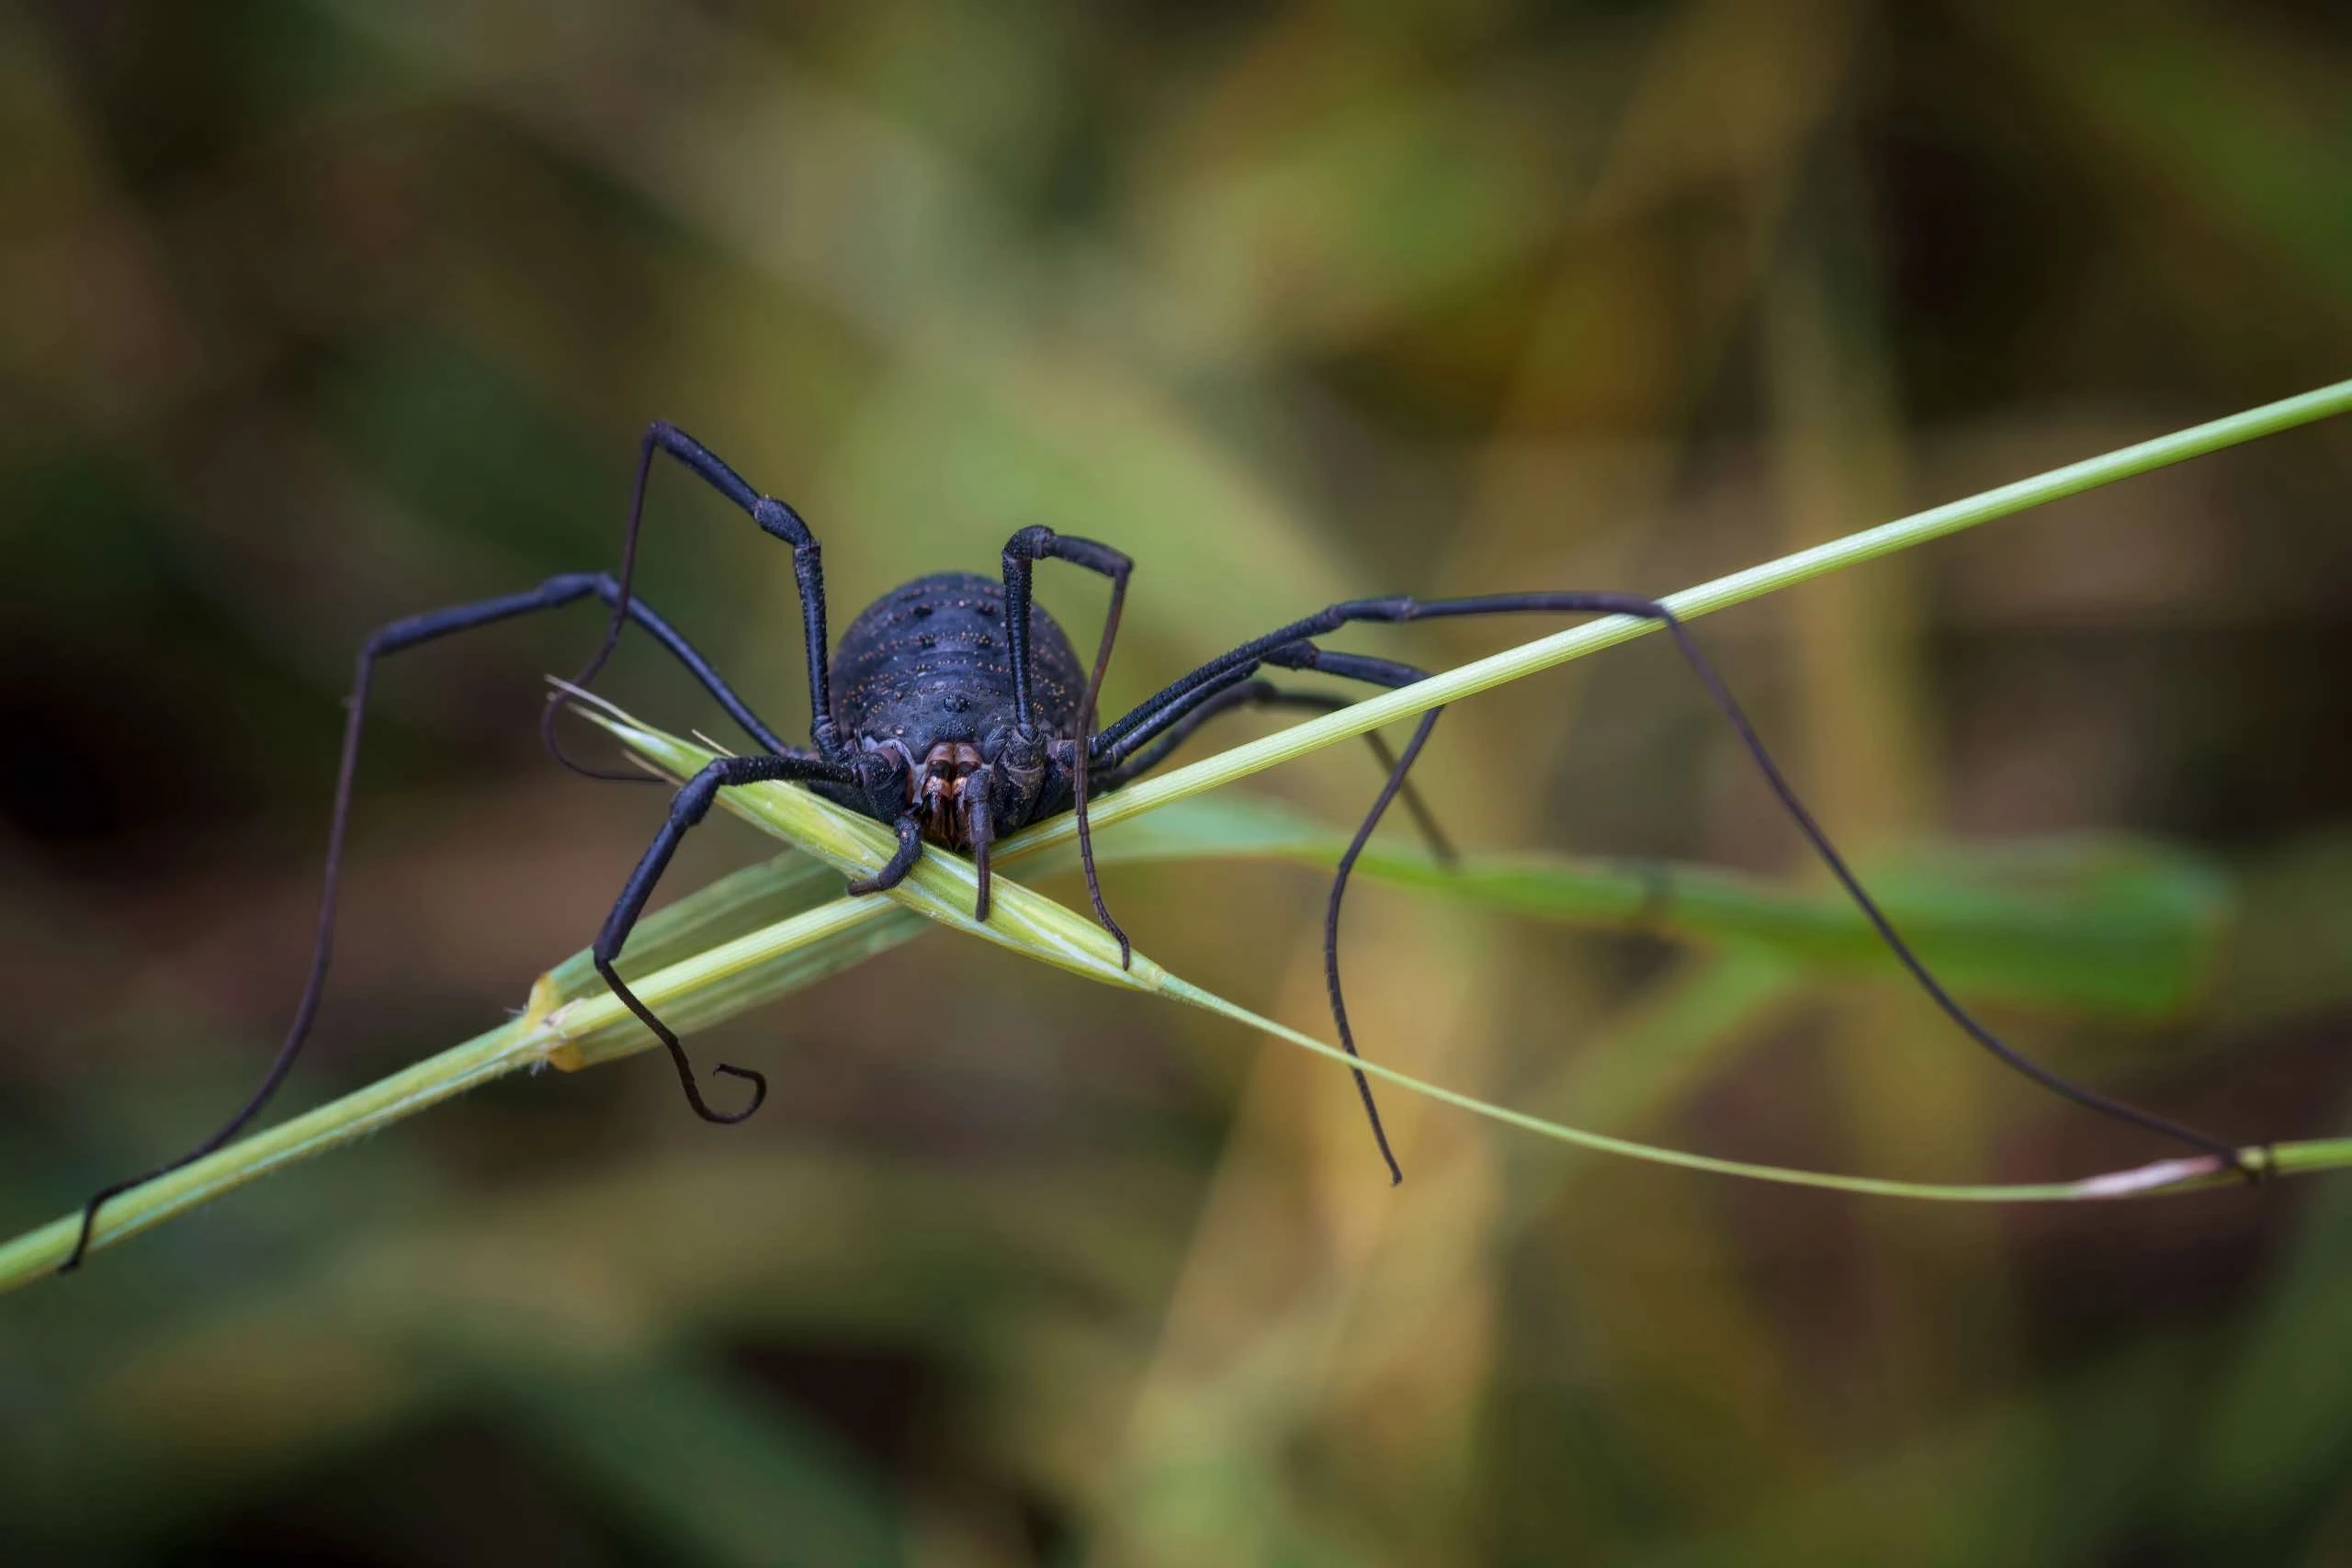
[[62, 574, 805, 1273], [1098, 638, 1449, 1183], [592, 753, 867, 1124], [553, 422, 849, 774], [846, 816, 925, 897], [1095, 592, 2252, 1176], [1001, 526, 1135, 964], [1094, 669, 1456, 863], [1254, 641, 1447, 1186], [1320, 695, 1446, 1189], [1089, 664, 1261, 777]]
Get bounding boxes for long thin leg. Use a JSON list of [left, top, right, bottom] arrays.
[[63, 574, 803, 1273], [1095, 672, 1456, 863], [1261, 642, 1445, 1184], [1001, 526, 1134, 963], [1096, 592, 2252, 1174], [553, 422, 849, 773], [1089, 664, 1260, 776], [592, 752, 864, 1124], [1111, 637, 1446, 1184], [1324, 698, 1446, 1188]]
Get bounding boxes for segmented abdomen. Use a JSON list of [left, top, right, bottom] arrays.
[[829, 571, 1085, 744]]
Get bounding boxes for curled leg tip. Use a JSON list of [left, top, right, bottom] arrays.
[[710, 1063, 769, 1123]]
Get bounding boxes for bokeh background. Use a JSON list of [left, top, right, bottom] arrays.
[[5, 1, 2351, 1562]]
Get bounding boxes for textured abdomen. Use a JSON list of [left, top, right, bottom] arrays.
[[830, 571, 1087, 748]]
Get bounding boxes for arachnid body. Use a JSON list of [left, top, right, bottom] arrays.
[[64, 422, 2255, 1269], [819, 571, 1091, 853]]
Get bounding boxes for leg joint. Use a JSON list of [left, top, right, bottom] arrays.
[[752, 496, 814, 548], [1003, 525, 1057, 559], [1332, 597, 1416, 624]]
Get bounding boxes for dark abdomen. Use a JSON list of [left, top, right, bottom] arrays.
[[830, 572, 1087, 745]]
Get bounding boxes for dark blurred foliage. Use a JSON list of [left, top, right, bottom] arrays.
[[3, 1, 2351, 1562]]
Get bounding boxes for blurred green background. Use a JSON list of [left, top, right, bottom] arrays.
[[4, 1, 2351, 1562]]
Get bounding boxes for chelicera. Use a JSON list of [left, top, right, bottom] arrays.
[[63, 423, 2256, 1269]]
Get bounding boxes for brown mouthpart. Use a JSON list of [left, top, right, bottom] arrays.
[[913, 740, 987, 848]]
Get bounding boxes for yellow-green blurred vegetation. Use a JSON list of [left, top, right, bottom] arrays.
[[4, 0, 2351, 1562]]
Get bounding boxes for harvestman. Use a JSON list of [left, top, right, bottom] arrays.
[[64, 423, 2256, 1269]]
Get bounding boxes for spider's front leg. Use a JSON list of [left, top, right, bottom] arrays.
[[63, 572, 797, 1273], [592, 750, 898, 1123], [1001, 525, 1136, 961]]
